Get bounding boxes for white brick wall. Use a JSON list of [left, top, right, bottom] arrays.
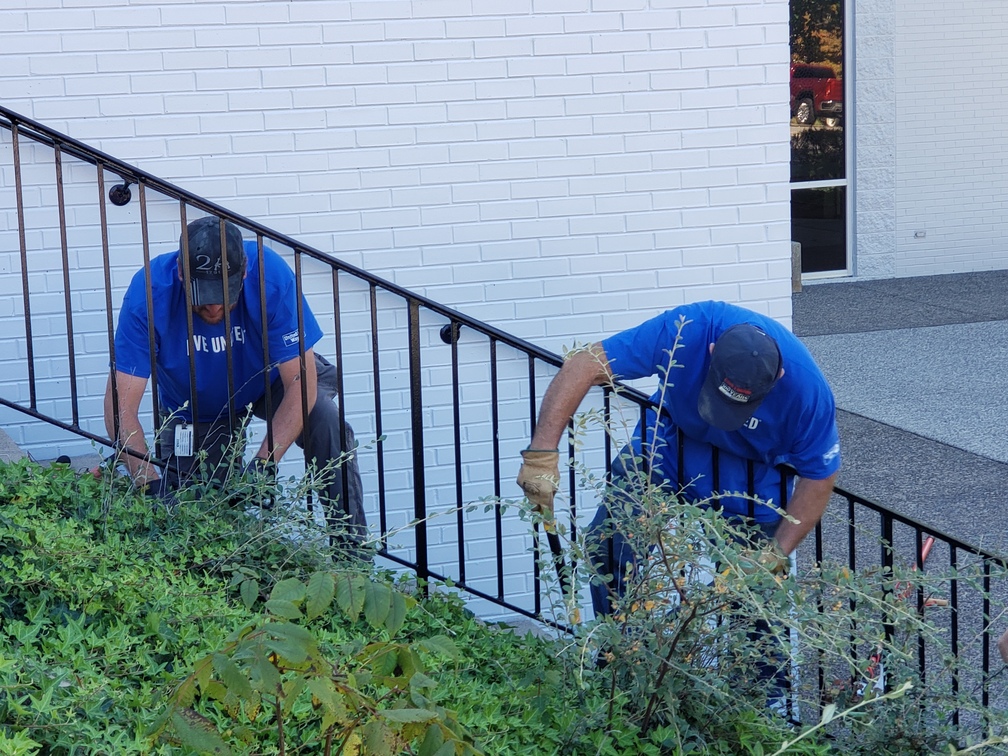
[[857, 0, 1008, 278], [1, 0, 791, 616], [891, 0, 1008, 276]]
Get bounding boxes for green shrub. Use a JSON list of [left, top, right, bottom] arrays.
[[1, 452, 1005, 755]]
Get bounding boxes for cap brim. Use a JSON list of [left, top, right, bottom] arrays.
[[697, 370, 759, 431], [191, 275, 243, 307]]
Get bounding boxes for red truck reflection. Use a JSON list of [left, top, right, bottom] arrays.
[[790, 63, 843, 127]]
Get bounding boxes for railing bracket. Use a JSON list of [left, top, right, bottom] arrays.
[[108, 178, 133, 206]]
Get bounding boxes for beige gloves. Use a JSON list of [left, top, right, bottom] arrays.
[[739, 540, 790, 576], [516, 449, 560, 522]]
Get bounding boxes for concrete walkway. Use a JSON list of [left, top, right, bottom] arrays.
[[793, 270, 1008, 558]]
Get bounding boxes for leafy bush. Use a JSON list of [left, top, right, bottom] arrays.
[[1, 453, 1006, 755]]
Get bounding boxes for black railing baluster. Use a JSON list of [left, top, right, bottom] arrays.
[[368, 284, 388, 546], [490, 339, 504, 602], [915, 528, 926, 685], [178, 202, 200, 448], [11, 122, 36, 411], [332, 269, 350, 524], [950, 545, 960, 727], [257, 234, 274, 465], [407, 299, 429, 593], [448, 320, 465, 585], [293, 248, 312, 515], [138, 184, 160, 438], [219, 219, 237, 435], [982, 560, 992, 712], [97, 166, 119, 442], [527, 353, 542, 615], [53, 145, 79, 427]]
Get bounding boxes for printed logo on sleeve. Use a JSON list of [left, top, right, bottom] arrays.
[[822, 442, 840, 464], [282, 330, 300, 347]]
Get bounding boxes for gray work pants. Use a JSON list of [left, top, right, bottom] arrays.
[[156, 353, 365, 538]]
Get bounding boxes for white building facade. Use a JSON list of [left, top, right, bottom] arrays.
[[1, 0, 1004, 615]]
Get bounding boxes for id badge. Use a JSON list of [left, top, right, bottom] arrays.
[[174, 423, 194, 457]]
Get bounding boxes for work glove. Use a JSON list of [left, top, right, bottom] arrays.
[[516, 449, 560, 522], [738, 540, 790, 577], [240, 457, 278, 510]]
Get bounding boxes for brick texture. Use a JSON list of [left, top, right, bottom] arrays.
[[0, 0, 792, 616]]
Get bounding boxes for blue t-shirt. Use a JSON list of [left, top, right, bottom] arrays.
[[113, 241, 323, 424], [600, 301, 841, 521]]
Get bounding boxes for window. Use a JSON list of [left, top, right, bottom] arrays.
[[790, 0, 848, 275]]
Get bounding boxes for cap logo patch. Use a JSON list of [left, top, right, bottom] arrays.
[[717, 378, 752, 404]]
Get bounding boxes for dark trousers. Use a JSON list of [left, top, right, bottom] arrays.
[[155, 353, 365, 536]]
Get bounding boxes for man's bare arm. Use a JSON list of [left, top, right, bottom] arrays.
[[253, 348, 318, 462], [104, 371, 159, 485], [772, 471, 838, 554], [529, 343, 613, 450]]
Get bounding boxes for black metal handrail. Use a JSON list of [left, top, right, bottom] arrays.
[[1, 106, 1005, 726]]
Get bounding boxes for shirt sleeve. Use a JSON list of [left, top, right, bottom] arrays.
[[262, 251, 323, 365], [112, 271, 154, 379], [600, 310, 684, 382], [777, 378, 842, 480]]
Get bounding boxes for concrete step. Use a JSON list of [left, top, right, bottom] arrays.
[[0, 426, 104, 472]]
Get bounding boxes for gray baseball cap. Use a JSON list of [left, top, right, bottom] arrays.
[[182, 216, 246, 306]]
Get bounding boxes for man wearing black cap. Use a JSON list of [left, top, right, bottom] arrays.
[[104, 216, 365, 541], [516, 300, 840, 617]]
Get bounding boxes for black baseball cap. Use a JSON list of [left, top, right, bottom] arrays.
[[697, 323, 782, 431], [182, 216, 246, 306]]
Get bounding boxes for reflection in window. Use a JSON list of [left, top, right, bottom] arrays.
[[791, 126, 844, 182], [790, 0, 846, 273], [792, 187, 846, 274]]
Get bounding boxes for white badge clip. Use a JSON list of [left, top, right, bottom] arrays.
[[174, 423, 194, 457]]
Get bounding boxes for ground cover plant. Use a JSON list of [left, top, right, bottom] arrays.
[[1, 450, 1006, 755]]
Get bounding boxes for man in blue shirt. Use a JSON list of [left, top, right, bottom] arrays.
[[104, 216, 365, 539], [516, 300, 841, 617]]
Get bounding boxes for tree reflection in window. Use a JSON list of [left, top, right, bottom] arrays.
[[790, 0, 844, 182]]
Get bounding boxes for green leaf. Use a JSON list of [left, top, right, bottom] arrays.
[[171, 709, 233, 755], [270, 577, 307, 605], [307, 677, 341, 711], [363, 581, 392, 628], [305, 570, 335, 620], [265, 599, 303, 620], [362, 718, 398, 756], [263, 621, 316, 665], [384, 590, 408, 636], [410, 672, 438, 692], [418, 723, 446, 756], [239, 578, 259, 610], [212, 653, 254, 701], [335, 573, 367, 621], [417, 634, 459, 660], [282, 677, 306, 716], [820, 703, 837, 725], [250, 652, 282, 695], [380, 707, 439, 724]]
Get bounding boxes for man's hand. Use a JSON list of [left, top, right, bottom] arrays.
[[241, 457, 278, 510], [738, 540, 790, 577], [998, 629, 1008, 664], [516, 449, 560, 521], [243, 456, 277, 482]]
